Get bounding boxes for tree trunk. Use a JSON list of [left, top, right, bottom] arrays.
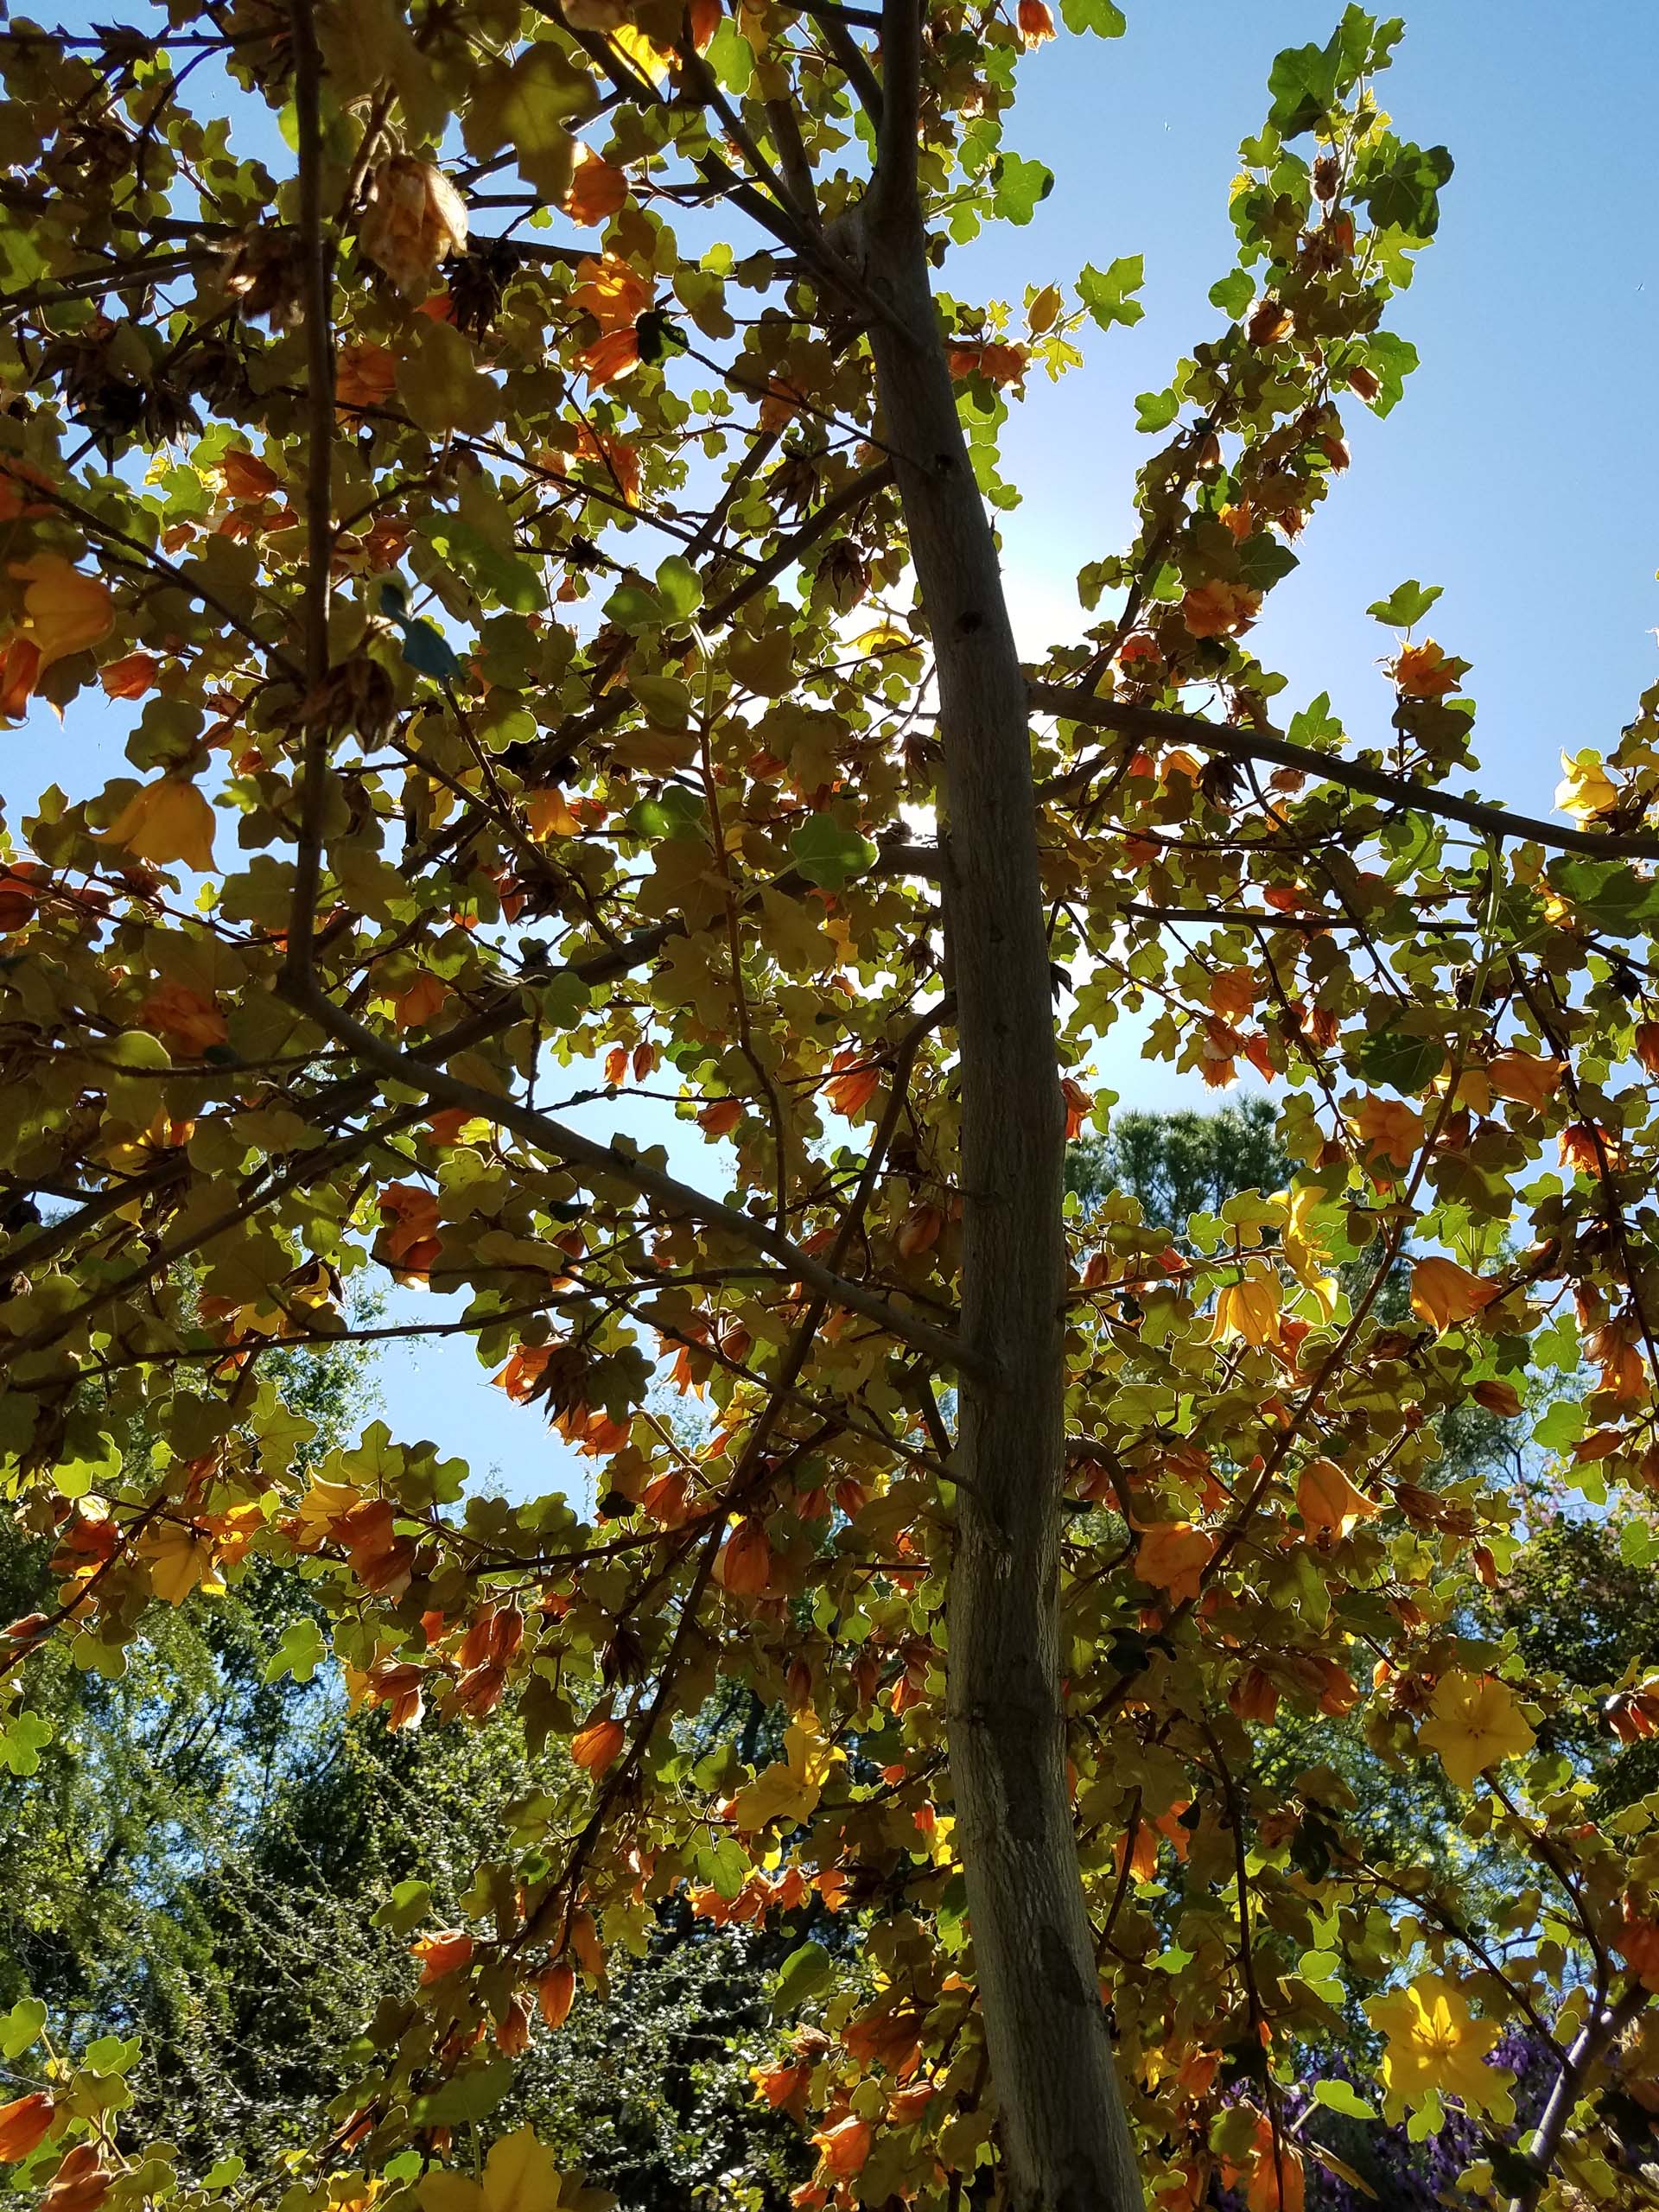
[[862, 6, 1144, 2205]]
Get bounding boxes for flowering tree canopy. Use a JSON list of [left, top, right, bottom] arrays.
[[3, 4, 1659, 2210]]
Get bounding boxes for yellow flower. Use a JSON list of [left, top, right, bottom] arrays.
[[1390, 639, 1461, 699], [1211, 1268, 1281, 1348], [96, 776, 217, 871], [1282, 1185, 1338, 1319], [728, 1710, 843, 1831], [11, 555, 114, 667], [1366, 1976, 1505, 2117], [1410, 1255, 1498, 1331], [1556, 748, 1618, 824], [1485, 1052, 1564, 1113], [1419, 1669, 1535, 1789]]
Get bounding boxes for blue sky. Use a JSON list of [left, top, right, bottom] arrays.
[[43, 3, 1659, 1490]]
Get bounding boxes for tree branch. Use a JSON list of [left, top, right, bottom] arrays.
[[1029, 682, 1659, 862]]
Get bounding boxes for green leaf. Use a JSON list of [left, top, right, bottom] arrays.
[[604, 581, 664, 632], [631, 674, 692, 727], [203, 2159, 246, 2192], [1266, 35, 1340, 137], [1135, 386, 1180, 435], [413, 2057, 515, 2124], [789, 813, 878, 890], [1360, 329, 1420, 417], [84, 2033, 140, 2076], [772, 1939, 833, 2015], [397, 321, 499, 439], [462, 44, 594, 196], [1619, 1517, 1659, 1567], [1532, 1399, 1586, 1453], [636, 309, 689, 366], [1236, 535, 1298, 589], [264, 1616, 327, 1686], [991, 152, 1053, 226], [1366, 579, 1442, 627], [0, 1998, 46, 2061], [706, 15, 754, 93], [1058, 0, 1126, 32], [0, 1712, 53, 1776], [1077, 255, 1145, 331], [1554, 859, 1659, 938], [1208, 270, 1255, 320], [1357, 141, 1454, 238], [1356, 1027, 1446, 1092], [1313, 2079, 1378, 2121], [654, 555, 703, 621], [105, 1029, 173, 1070], [373, 1878, 435, 1933], [695, 1835, 751, 1902], [1287, 692, 1344, 747]]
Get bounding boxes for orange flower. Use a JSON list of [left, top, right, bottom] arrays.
[[42, 2145, 109, 2212], [571, 1714, 626, 1772], [0, 2093, 54, 2164], [390, 971, 448, 1029], [336, 344, 398, 413], [813, 2117, 873, 2179], [378, 1181, 442, 1278], [359, 156, 467, 295], [1560, 1121, 1617, 1173], [1016, 0, 1055, 42], [572, 253, 652, 333], [824, 1051, 880, 1119], [946, 340, 1029, 389], [0, 638, 40, 718], [494, 1342, 553, 1402], [1410, 1255, 1499, 1330], [895, 1204, 944, 1257], [1354, 1094, 1423, 1168], [1230, 1667, 1279, 1723], [717, 1517, 773, 1597], [538, 1961, 577, 2027], [100, 650, 160, 700], [1180, 579, 1261, 639], [140, 981, 227, 1055], [1135, 1522, 1215, 1604], [1060, 1076, 1093, 1139], [1616, 1904, 1659, 1992], [220, 448, 281, 501], [411, 1928, 474, 1984], [577, 327, 642, 386], [524, 785, 582, 840], [1297, 1458, 1377, 1537], [564, 144, 628, 225], [569, 424, 640, 505], [1391, 639, 1460, 699], [698, 1096, 743, 1138]]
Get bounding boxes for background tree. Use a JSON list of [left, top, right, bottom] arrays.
[[6, 7, 1659, 2212]]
